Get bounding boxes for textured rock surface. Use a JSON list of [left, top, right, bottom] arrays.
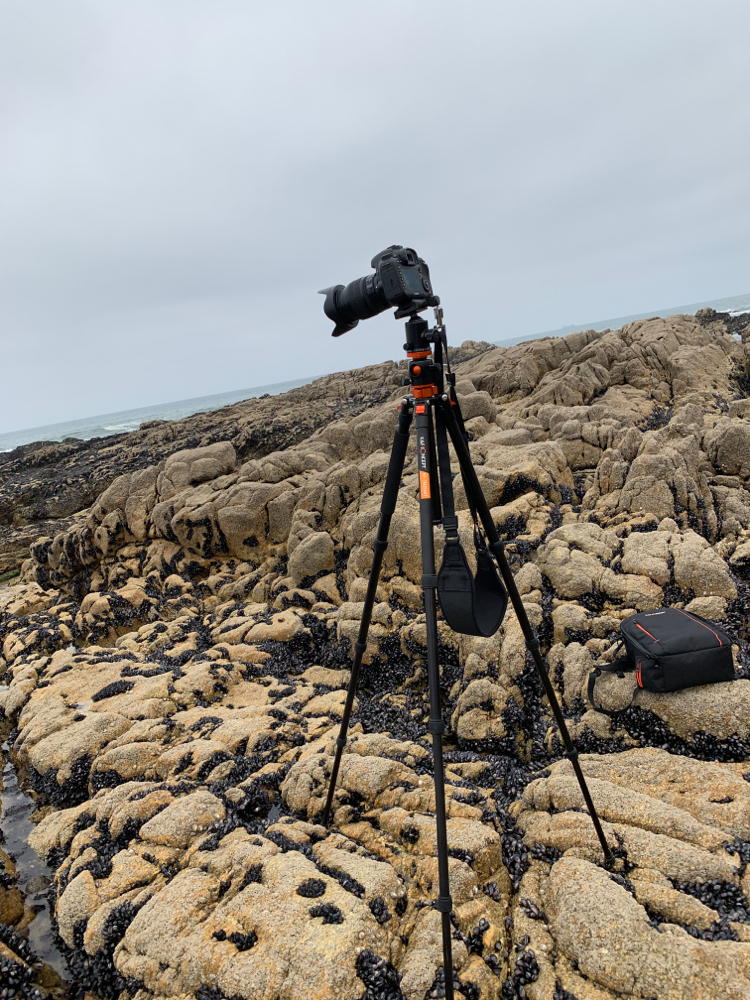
[[2, 311, 750, 999], [510, 750, 750, 999]]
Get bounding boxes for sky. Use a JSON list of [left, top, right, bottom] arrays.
[[1, 1, 749, 433]]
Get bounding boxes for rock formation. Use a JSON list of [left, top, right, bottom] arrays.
[[1, 308, 750, 998]]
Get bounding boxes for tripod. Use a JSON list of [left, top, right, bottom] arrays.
[[322, 311, 613, 999]]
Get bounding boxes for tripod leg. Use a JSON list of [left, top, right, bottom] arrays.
[[321, 401, 414, 827], [415, 402, 455, 1000], [438, 399, 614, 866]]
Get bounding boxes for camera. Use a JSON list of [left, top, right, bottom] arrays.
[[320, 245, 438, 337]]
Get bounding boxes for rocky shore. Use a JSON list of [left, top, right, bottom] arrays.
[[2, 308, 750, 999]]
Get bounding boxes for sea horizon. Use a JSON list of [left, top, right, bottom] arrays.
[[2, 289, 748, 455], [0, 376, 316, 454]]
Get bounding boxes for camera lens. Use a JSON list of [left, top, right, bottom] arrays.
[[322, 274, 390, 336]]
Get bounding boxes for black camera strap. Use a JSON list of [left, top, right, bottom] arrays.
[[437, 333, 483, 531], [434, 406, 459, 539], [433, 350, 507, 638]]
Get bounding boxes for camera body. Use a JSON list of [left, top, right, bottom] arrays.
[[321, 245, 437, 337], [372, 245, 433, 309]]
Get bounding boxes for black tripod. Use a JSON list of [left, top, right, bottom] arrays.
[[322, 311, 613, 999]]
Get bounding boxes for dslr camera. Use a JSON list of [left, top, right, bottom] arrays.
[[321, 245, 438, 337]]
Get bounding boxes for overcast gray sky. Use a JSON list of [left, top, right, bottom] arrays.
[[1, 1, 749, 433]]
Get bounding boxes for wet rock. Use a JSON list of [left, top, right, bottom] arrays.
[[0, 847, 24, 925], [57, 870, 100, 948]]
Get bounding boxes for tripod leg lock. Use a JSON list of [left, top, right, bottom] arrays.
[[526, 636, 541, 656], [435, 896, 452, 913], [421, 574, 439, 590], [489, 539, 505, 557], [354, 641, 368, 656], [428, 719, 445, 735], [336, 736, 347, 750], [564, 748, 579, 762], [373, 537, 388, 554]]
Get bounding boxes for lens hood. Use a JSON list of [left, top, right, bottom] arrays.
[[319, 286, 360, 337]]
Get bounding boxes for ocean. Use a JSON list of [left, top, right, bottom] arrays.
[[490, 290, 750, 349], [2, 290, 748, 454], [0, 376, 315, 453]]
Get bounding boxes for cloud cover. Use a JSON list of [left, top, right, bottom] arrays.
[[1, 0, 749, 431]]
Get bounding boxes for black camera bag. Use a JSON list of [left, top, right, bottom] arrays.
[[588, 607, 734, 715]]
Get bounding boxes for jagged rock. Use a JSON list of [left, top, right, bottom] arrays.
[[115, 852, 389, 1000], [548, 857, 750, 1000], [705, 418, 750, 480], [534, 522, 663, 610], [288, 530, 335, 586], [459, 436, 575, 508], [0, 847, 24, 925], [621, 526, 737, 598], [139, 791, 226, 848], [158, 441, 237, 498], [57, 870, 100, 948], [502, 749, 750, 998], [515, 748, 750, 854], [0, 582, 60, 618], [589, 671, 750, 745]]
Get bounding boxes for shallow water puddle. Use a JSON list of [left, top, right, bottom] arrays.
[[1, 740, 70, 980]]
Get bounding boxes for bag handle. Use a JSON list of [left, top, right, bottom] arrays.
[[587, 656, 636, 717]]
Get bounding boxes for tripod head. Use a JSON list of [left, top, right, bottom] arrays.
[[402, 309, 450, 401]]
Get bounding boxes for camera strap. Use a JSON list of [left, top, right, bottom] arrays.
[[435, 334, 482, 528], [437, 533, 508, 637], [433, 360, 507, 637]]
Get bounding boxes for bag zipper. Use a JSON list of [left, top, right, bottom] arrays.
[[619, 626, 655, 659], [635, 622, 659, 643], [676, 609, 723, 647], [620, 628, 656, 685]]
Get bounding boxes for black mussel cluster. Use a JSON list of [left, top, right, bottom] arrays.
[[356, 949, 405, 1000], [369, 896, 392, 924], [0, 924, 46, 1000], [426, 965, 481, 1000], [308, 903, 344, 924], [500, 943, 539, 999], [296, 877, 326, 898], [518, 898, 545, 921]]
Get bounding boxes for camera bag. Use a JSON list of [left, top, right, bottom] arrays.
[[588, 607, 734, 715]]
